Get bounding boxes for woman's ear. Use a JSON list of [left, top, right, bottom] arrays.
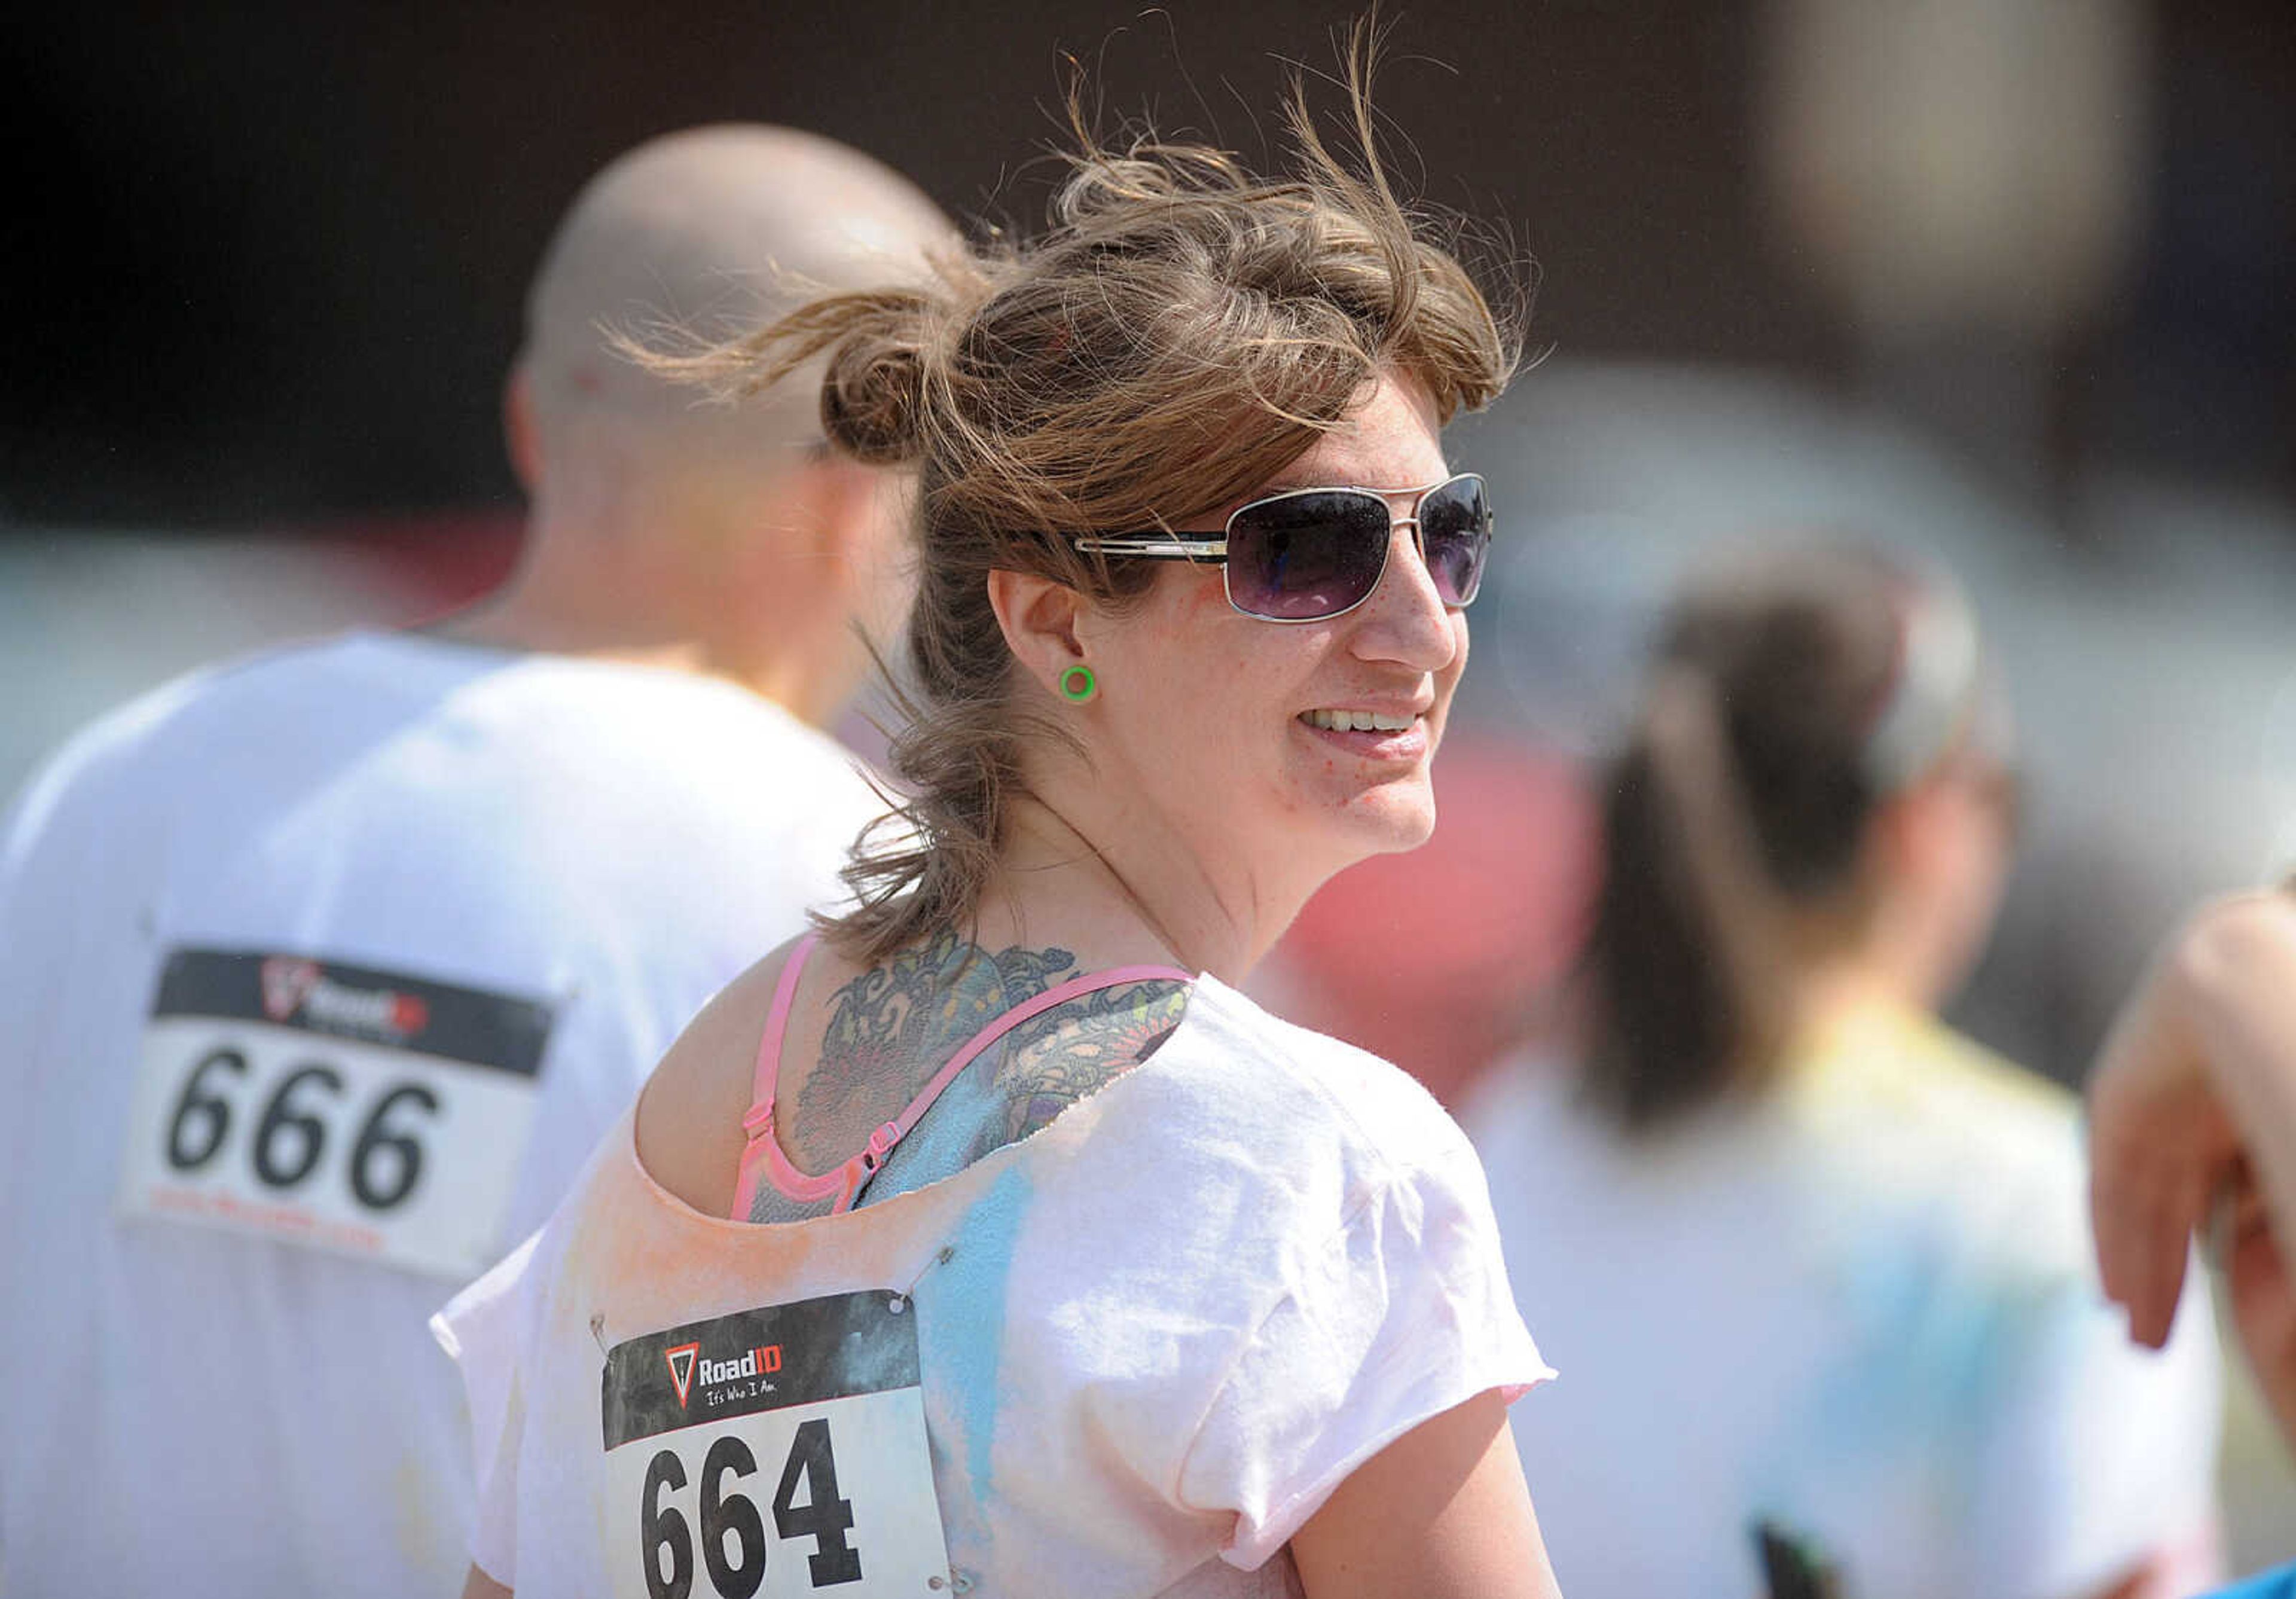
[[1866, 784, 1930, 886], [986, 569, 1089, 699], [1875, 776, 1968, 883]]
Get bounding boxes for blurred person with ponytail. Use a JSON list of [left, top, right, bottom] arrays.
[[435, 42, 1563, 1599], [1465, 548, 2223, 1599]]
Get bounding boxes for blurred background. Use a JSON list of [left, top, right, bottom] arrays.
[[7, 0, 2294, 1576]]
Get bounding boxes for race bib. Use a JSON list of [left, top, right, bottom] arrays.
[[115, 947, 553, 1280], [603, 1292, 952, 1598]]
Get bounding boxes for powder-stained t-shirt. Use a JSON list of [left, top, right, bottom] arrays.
[[1466, 999, 2224, 1599], [0, 632, 887, 1597], [436, 975, 1552, 1597]]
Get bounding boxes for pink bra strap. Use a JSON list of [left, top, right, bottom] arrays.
[[727, 934, 820, 1223], [732, 954, 1189, 1220], [742, 930, 819, 1136]]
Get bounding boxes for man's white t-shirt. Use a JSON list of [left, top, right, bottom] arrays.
[[1464, 1000, 2225, 1599], [0, 632, 886, 1596], [435, 975, 1553, 1598]]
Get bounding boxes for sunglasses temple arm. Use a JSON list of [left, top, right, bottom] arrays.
[[1071, 538, 1228, 560]]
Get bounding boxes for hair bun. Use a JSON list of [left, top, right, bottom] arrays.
[[820, 309, 930, 465]]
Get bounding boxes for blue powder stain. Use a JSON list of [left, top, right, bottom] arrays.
[[875, 1064, 1008, 1200], [928, 1164, 1034, 1502], [1754, 1213, 2047, 1530]]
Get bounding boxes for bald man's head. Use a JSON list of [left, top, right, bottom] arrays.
[[517, 125, 949, 469]]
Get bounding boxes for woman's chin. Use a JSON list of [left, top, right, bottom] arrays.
[[1335, 786, 1439, 861], [1256, 776, 1439, 890]]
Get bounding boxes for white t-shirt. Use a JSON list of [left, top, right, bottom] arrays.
[[435, 975, 1552, 1597], [0, 632, 886, 1597], [1464, 1000, 2224, 1599]]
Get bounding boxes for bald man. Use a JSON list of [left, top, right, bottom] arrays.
[[0, 127, 948, 1595]]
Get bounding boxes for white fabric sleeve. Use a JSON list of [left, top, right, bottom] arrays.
[[432, 1230, 543, 1586], [1959, 1252, 2224, 1599], [1174, 1151, 1555, 1569]]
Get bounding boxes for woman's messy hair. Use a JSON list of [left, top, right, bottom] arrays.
[[652, 25, 1526, 963]]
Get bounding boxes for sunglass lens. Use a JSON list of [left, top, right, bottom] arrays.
[[1418, 475, 1491, 607], [1225, 491, 1392, 620]]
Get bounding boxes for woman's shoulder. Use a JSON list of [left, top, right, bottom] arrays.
[[633, 936, 811, 1219], [1794, 1001, 2078, 1171], [1150, 975, 1479, 1185], [1789, 1003, 2103, 1286]]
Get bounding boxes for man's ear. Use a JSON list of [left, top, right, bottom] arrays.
[[807, 451, 893, 570], [986, 568, 1089, 699], [503, 366, 543, 496], [803, 456, 918, 649]]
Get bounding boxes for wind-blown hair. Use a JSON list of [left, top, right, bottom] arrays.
[[657, 43, 1523, 963]]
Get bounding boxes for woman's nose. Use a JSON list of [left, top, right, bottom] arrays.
[[1348, 520, 1461, 671]]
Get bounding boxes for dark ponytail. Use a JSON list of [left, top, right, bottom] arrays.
[[1581, 549, 1950, 1133], [1582, 666, 1794, 1131]]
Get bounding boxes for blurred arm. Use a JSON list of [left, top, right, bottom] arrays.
[[1290, 1390, 1562, 1599], [2088, 890, 2296, 1426], [459, 1566, 512, 1599]]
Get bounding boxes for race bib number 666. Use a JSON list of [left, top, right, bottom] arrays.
[[115, 947, 554, 1279], [603, 1292, 952, 1598]]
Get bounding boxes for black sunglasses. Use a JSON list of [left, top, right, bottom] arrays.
[[1071, 472, 1492, 622]]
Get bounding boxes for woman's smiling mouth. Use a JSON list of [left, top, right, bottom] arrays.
[[1300, 707, 1418, 733], [1297, 706, 1434, 759]]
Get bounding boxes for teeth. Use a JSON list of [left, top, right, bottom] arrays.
[[1303, 709, 1415, 733]]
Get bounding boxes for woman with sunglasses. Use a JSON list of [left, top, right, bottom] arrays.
[[436, 65, 1561, 1599], [1465, 550, 2224, 1599]]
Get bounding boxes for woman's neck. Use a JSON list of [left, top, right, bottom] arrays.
[[1791, 955, 1920, 1040], [988, 794, 1313, 985]]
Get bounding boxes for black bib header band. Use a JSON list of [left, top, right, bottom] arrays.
[[602, 1290, 922, 1452]]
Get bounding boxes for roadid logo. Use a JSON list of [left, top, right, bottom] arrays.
[[259, 956, 429, 1038], [259, 958, 320, 1023], [664, 1342, 701, 1408], [664, 1338, 784, 1409]]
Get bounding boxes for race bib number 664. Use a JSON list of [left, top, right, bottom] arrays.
[[603, 1292, 952, 1598]]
